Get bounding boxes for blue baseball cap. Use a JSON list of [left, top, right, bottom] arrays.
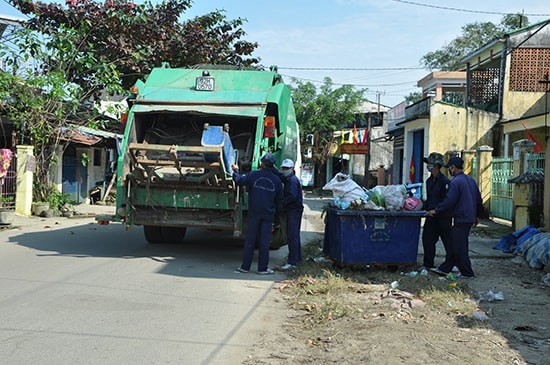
[[260, 153, 276, 167], [444, 156, 464, 169]]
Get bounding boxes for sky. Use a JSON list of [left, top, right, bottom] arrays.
[[2, 0, 550, 107]]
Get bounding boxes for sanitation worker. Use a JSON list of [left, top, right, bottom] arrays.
[[427, 156, 483, 278], [421, 152, 452, 270], [277, 159, 304, 271], [231, 153, 283, 275]]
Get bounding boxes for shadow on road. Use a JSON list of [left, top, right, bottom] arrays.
[[6, 220, 323, 281]]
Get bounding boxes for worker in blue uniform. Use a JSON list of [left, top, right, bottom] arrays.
[[421, 152, 452, 270], [427, 156, 483, 278], [278, 159, 304, 271], [231, 153, 283, 275]]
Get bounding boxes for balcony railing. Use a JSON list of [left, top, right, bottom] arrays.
[[405, 97, 430, 120]]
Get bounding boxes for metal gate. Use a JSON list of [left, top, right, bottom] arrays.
[[0, 150, 16, 209], [491, 157, 514, 221]]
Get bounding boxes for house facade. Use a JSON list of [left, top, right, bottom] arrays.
[[328, 100, 392, 187], [53, 125, 121, 204], [462, 19, 550, 156], [390, 19, 550, 225], [390, 70, 499, 186]]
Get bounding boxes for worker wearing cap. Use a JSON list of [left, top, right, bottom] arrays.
[[278, 159, 304, 271], [421, 152, 452, 270], [427, 156, 483, 278], [231, 153, 283, 275]]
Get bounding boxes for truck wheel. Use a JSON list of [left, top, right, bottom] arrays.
[[144, 226, 163, 244], [161, 227, 187, 243]]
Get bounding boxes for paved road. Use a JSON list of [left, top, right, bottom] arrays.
[[0, 193, 508, 364], [0, 199, 324, 365]]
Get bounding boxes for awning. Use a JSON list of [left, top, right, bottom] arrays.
[[59, 125, 122, 146]]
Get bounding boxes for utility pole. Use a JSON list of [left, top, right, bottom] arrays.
[[364, 92, 379, 188]]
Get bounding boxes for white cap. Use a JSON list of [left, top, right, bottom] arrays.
[[281, 159, 295, 168]]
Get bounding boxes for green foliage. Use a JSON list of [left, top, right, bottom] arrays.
[[4, 0, 259, 202], [46, 188, 75, 213], [80, 153, 91, 167], [420, 14, 530, 71], [291, 77, 367, 168], [0, 195, 15, 208], [405, 92, 422, 105], [0, 24, 122, 202], [32, 182, 74, 213], [11, 0, 259, 90]]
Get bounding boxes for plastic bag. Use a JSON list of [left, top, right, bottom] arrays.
[[323, 173, 366, 204], [382, 185, 407, 212], [403, 196, 421, 211], [367, 186, 386, 209], [269, 213, 287, 249]]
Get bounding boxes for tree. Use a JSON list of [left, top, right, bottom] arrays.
[[420, 14, 529, 71], [291, 77, 367, 187], [1, 0, 259, 202], [11, 0, 259, 92], [405, 92, 422, 105], [0, 26, 124, 202]]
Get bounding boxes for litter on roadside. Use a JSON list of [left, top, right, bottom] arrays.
[[477, 288, 505, 303]]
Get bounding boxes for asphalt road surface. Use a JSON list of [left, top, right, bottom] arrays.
[[0, 210, 308, 365]]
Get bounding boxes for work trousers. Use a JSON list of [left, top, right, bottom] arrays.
[[241, 214, 273, 272], [439, 222, 475, 277], [285, 209, 303, 265], [421, 216, 452, 268]]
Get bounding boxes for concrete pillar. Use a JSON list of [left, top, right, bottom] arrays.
[[476, 145, 493, 216], [461, 149, 476, 176], [435, 83, 443, 100], [504, 133, 510, 157], [15, 145, 34, 217], [377, 165, 385, 185], [512, 139, 535, 175], [513, 183, 530, 231], [511, 139, 535, 230]]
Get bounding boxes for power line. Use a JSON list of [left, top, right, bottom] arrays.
[[391, 0, 550, 17], [280, 73, 419, 88], [278, 66, 424, 71]]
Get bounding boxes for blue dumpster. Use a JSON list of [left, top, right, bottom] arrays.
[[323, 208, 426, 265]]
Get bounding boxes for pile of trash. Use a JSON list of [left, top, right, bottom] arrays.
[[322, 173, 422, 212], [494, 225, 550, 269]]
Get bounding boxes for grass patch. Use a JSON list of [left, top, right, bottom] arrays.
[[279, 240, 478, 326]]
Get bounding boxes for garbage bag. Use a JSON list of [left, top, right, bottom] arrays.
[[403, 196, 421, 211], [382, 185, 407, 212], [323, 173, 366, 204], [269, 213, 287, 249], [367, 186, 386, 209]]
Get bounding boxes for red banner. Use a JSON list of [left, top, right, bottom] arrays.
[[409, 152, 415, 183], [521, 121, 543, 153]]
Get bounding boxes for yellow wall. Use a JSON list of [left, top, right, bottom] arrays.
[[503, 91, 547, 120], [427, 102, 498, 155]]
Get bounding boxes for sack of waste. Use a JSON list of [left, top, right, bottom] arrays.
[[323, 173, 367, 206], [382, 185, 407, 212]]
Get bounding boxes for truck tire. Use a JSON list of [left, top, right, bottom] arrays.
[[144, 226, 163, 244], [161, 227, 187, 243]]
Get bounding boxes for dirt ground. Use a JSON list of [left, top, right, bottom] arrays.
[[241, 224, 550, 365]]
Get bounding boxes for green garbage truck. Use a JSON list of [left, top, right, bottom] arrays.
[[97, 64, 301, 244]]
